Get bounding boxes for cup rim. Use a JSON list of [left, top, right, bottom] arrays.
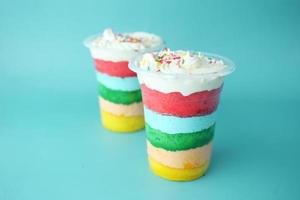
[[83, 34, 165, 53], [129, 51, 236, 79]]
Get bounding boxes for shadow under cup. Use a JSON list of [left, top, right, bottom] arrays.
[[129, 53, 235, 181]]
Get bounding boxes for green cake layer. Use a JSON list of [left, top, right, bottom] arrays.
[[98, 83, 142, 105], [146, 123, 215, 151]]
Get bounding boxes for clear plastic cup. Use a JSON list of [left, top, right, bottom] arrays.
[[129, 52, 235, 181], [84, 34, 164, 133]]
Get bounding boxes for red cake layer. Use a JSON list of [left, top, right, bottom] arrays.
[[141, 84, 222, 117], [94, 59, 136, 77]]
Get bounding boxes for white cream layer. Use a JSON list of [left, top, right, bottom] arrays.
[[138, 73, 224, 96], [90, 48, 139, 62]]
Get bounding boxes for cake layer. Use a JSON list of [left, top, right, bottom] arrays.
[[138, 72, 224, 96], [141, 84, 222, 117], [98, 83, 142, 105], [147, 141, 211, 169], [144, 107, 216, 134], [148, 156, 209, 181], [101, 109, 144, 132], [99, 97, 143, 116], [94, 59, 136, 77], [96, 72, 140, 91], [146, 123, 214, 151]]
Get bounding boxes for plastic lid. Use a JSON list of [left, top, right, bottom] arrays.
[[83, 34, 165, 53], [129, 51, 235, 79]]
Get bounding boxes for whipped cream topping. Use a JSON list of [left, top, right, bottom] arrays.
[[138, 72, 224, 96], [139, 49, 228, 75], [90, 29, 163, 51]]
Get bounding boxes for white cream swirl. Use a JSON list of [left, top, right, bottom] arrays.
[[139, 49, 228, 75], [85, 28, 163, 61], [90, 29, 163, 51]]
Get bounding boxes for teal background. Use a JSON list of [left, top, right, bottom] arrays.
[[1, 0, 300, 199]]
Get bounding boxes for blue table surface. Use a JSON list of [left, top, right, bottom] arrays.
[[1, 0, 300, 199]]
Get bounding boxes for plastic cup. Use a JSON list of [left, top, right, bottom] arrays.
[[129, 52, 235, 181], [84, 35, 164, 133]]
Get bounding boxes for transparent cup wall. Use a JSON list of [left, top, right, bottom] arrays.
[[130, 53, 235, 181], [84, 36, 164, 133]]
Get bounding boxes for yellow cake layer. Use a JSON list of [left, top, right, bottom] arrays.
[[101, 109, 145, 133], [148, 156, 209, 181]]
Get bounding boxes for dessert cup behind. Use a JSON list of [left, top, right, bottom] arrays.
[[129, 50, 235, 180], [84, 29, 164, 133]]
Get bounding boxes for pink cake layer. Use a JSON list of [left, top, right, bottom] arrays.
[[141, 84, 222, 117], [94, 59, 136, 77]]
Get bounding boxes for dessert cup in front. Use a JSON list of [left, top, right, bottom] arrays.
[[84, 29, 164, 133], [129, 49, 235, 181]]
